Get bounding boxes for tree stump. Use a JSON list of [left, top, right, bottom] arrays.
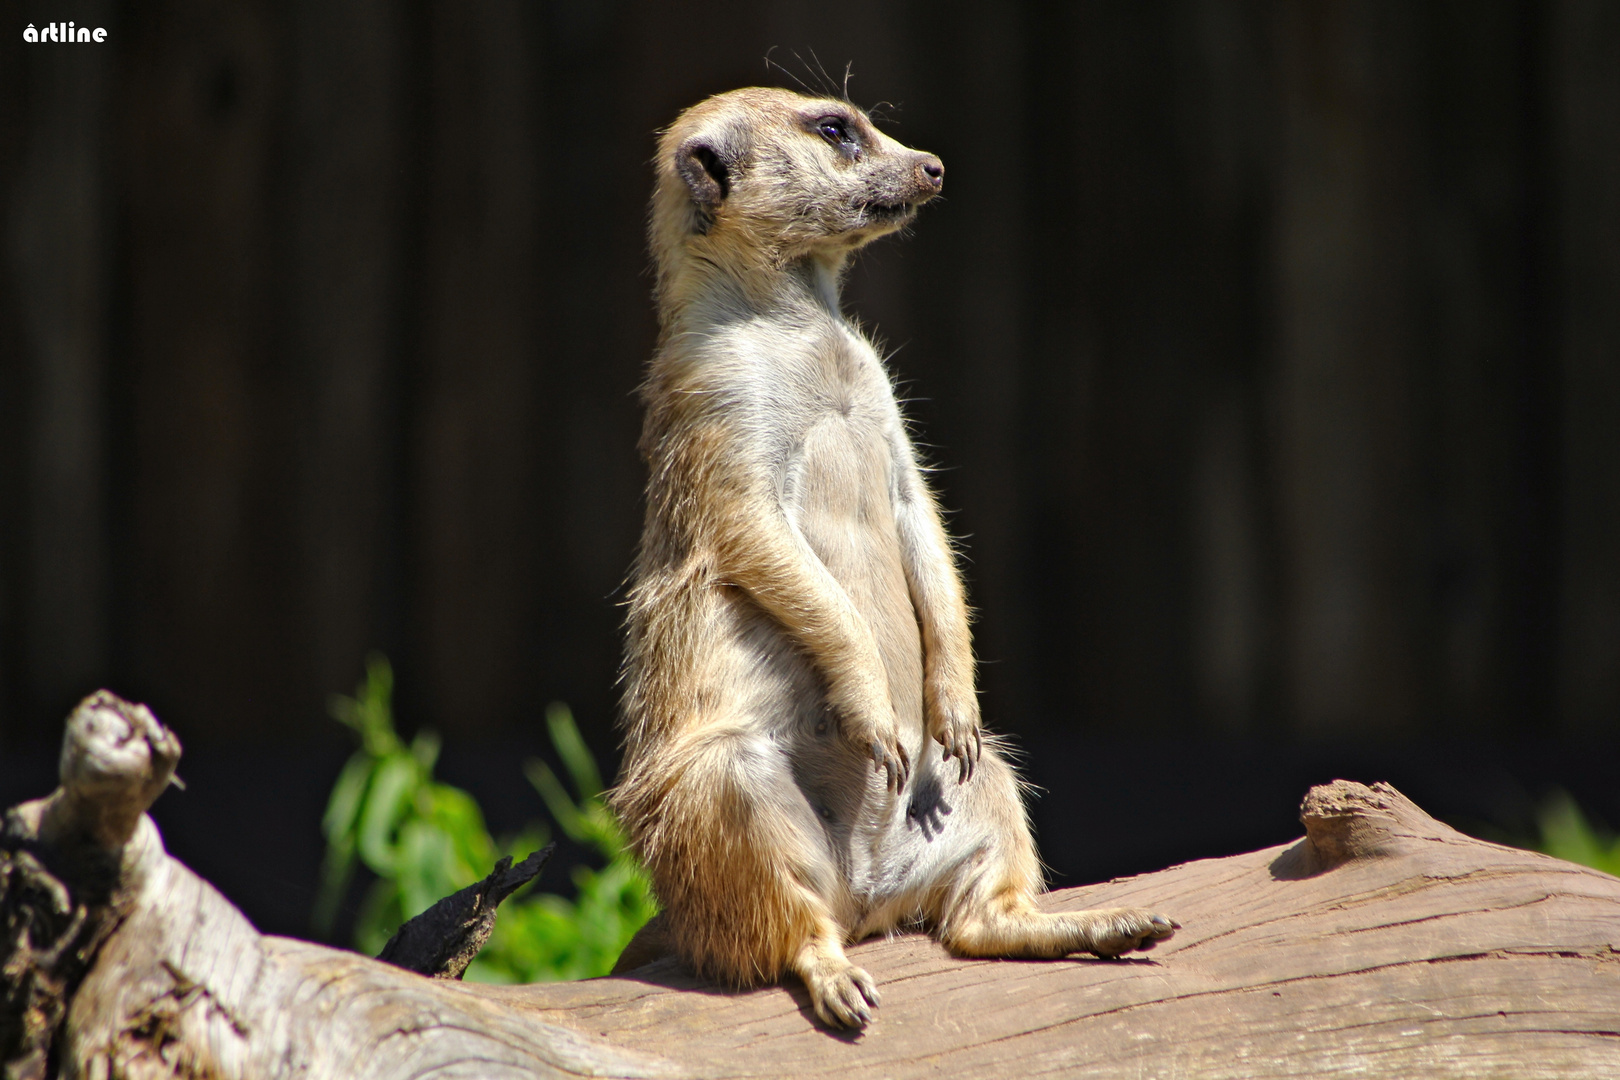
[[3, 692, 1618, 1078]]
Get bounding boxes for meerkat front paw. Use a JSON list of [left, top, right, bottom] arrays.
[[838, 700, 910, 792], [800, 958, 881, 1030], [867, 734, 910, 793], [1082, 908, 1180, 958], [850, 708, 909, 793], [925, 681, 981, 783], [837, 713, 911, 792], [830, 674, 911, 792]]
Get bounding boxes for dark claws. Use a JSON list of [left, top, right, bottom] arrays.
[[939, 724, 978, 784], [872, 740, 909, 793]]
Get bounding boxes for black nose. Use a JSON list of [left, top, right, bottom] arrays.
[[919, 156, 944, 186]]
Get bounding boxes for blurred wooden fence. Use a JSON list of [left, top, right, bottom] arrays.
[[2, 0, 1617, 751]]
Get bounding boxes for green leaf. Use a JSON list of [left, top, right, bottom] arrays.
[[356, 753, 419, 876], [396, 820, 461, 919], [546, 703, 602, 801], [358, 653, 395, 741], [410, 729, 442, 773], [316, 655, 657, 981], [321, 752, 376, 844], [330, 653, 403, 757], [311, 753, 378, 934], [1539, 790, 1620, 877], [525, 758, 589, 844], [424, 784, 496, 883], [355, 877, 406, 957], [311, 832, 356, 938]]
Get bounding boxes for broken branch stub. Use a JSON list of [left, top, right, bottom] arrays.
[[2, 692, 180, 1080], [376, 844, 555, 979]]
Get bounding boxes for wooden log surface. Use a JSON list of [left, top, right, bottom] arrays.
[[3, 693, 1619, 1079]]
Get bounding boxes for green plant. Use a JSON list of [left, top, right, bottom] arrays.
[[315, 655, 657, 983], [1537, 789, 1620, 878]]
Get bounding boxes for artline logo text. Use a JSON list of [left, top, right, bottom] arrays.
[[24, 23, 108, 43]]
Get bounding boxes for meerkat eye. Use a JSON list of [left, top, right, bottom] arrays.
[[815, 116, 859, 155]]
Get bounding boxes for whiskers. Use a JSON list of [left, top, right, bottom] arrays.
[[764, 47, 856, 103]]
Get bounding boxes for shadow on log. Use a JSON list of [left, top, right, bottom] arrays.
[[3, 692, 1619, 1078]]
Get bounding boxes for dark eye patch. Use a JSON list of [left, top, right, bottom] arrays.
[[813, 114, 860, 157]]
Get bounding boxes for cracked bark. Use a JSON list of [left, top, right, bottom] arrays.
[[3, 693, 1619, 1079]]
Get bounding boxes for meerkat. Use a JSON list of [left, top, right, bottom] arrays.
[[610, 86, 1177, 1030]]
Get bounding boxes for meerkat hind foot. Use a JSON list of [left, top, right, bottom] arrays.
[[797, 954, 881, 1030], [1083, 907, 1179, 958]]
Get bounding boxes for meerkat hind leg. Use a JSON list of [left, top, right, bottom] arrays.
[[942, 890, 1178, 960], [930, 750, 1178, 961], [638, 727, 881, 1029]]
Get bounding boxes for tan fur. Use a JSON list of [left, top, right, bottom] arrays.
[[611, 87, 1176, 1029]]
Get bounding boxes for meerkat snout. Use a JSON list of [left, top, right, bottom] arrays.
[[873, 150, 944, 210]]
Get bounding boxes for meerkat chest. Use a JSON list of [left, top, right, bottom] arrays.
[[773, 329, 898, 526]]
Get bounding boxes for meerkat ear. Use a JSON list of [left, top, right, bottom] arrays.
[[675, 138, 731, 210]]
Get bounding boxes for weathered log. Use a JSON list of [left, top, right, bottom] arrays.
[[3, 692, 1618, 1079]]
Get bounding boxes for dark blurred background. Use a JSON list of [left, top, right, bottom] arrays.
[[3, 1, 1617, 941]]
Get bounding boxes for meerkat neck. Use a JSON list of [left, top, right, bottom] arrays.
[[660, 249, 850, 335], [800, 255, 845, 314]]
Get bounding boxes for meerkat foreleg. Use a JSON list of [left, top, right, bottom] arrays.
[[891, 450, 981, 781], [704, 482, 912, 790]]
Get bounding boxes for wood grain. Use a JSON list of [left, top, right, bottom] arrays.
[[516, 784, 1620, 1078]]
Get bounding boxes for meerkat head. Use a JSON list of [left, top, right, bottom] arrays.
[[650, 87, 944, 285]]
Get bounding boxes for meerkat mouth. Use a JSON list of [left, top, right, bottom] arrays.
[[861, 200, 917, 224]]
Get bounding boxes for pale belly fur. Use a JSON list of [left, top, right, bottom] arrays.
[[789, 411, 925, 741]]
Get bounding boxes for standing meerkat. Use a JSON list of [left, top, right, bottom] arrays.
[[611, 86, 1177, 1030]]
